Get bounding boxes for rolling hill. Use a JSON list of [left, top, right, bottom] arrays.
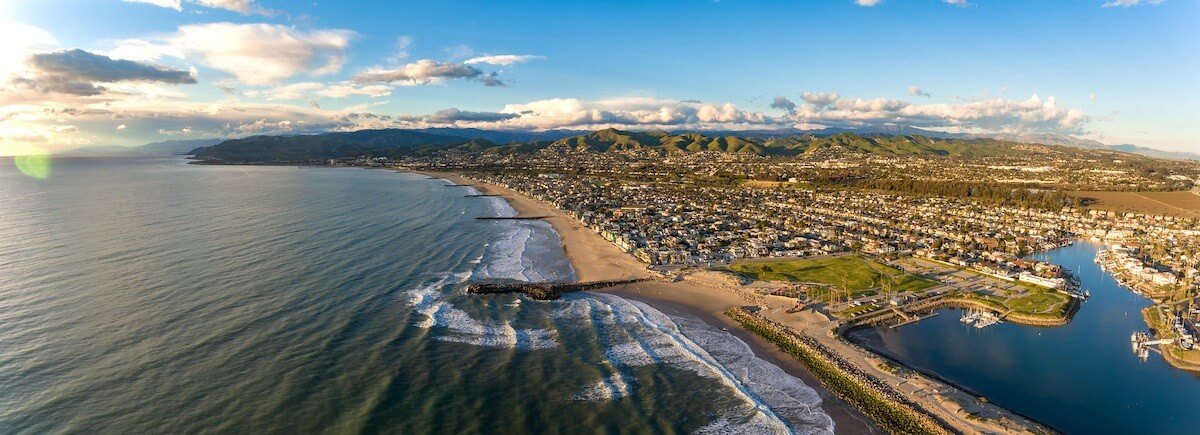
[[189, 127, 1177, 164]]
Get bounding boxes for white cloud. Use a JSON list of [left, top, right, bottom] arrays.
[[800, 92, 840, 107], [124, 0, 182, 11], [944, 0, 971, 6], [0, 21, 57, 80], [790, 92, 1090, 134], [463, 54, 545, 66], [117, 123, 127, 130], [118, 23, 356, 85], [389, 36, 414, 63], [855, 0, 882, 6], [1102, 0, 1164, 7], [908, 86, 931, 98], [245, 81, 393, 100], [492, 97, 771, 130], [354, 59, 499, 86]]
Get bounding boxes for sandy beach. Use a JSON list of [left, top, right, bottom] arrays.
[[421, 170, 880, 434]]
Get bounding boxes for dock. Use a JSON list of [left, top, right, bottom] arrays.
[[890, 312, 939, 329], [475, 216, 550, 220], [467, 278, 651, 300]]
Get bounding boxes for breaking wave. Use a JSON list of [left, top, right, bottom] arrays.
[[398, 188, 832, 433]]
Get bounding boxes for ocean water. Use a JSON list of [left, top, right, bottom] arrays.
[[0, 156, 833, 434], [848, 242, 1200, 434]]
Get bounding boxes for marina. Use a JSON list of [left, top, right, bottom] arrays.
[[847, 242, 1200, 434]]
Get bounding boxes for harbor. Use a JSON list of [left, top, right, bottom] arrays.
[[846, 242, 1200, 434]]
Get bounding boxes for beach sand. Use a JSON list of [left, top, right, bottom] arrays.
[[423, 171, 880, 434]]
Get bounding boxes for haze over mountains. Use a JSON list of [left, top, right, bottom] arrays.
[[63, 139, 225, 156]]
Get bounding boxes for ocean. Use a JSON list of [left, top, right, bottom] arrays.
[[848, 242, 1200, 434], [0, 156, 833, 434]]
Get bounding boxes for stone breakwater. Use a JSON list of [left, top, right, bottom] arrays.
[[467, 279, 652, 300], [726, 307, 952, 435]]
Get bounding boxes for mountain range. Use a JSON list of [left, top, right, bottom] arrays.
[[188, 127, 1163, 164], [80, 126, 1198, 162]]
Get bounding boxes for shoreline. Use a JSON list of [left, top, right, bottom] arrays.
[[416, 170, 879, 433], [418, 169, 1053, 434]]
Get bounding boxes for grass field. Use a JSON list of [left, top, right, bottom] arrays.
[[730, 255, 938, 301], [1006, 292, 1071, 315], [1070, 190, 1200, 217]]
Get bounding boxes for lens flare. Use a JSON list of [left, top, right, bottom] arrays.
[[14, 154, 51, 179]]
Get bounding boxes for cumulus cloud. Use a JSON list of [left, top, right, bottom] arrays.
[[489, 97, 772, 130], [12, 49, 194, 96], [115, 23, 355, 85], [908, 86, 931, 98], [800, 92, 840, 107], [770, 96, 797, 112], [790, 92, 1090, 134], [354, 59, 500, 87], [1102, 0, 1163, 7], [463, 54, 545, 66]]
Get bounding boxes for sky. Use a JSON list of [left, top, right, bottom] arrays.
[[0, 0, 1197, 156]]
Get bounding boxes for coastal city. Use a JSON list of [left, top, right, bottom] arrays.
[[6, 1, 1199, 434], [378, 134, 1200, 373]]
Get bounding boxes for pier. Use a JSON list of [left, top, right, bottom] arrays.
[[467, 278, 651, 300]]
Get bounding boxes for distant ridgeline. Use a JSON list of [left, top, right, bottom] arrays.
[[191, 127, 1149, 163]]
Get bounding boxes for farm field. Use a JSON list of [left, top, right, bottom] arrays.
[[1070, 190, 1200, 217]]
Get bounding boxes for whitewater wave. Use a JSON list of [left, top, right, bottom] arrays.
[[556, 293, 834, 434], [399, 271, 559, 350], [571, 373, 632, 402], [399, 190, 830, 433]]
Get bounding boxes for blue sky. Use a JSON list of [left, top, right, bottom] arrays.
[[0, 0, 1196, 155]]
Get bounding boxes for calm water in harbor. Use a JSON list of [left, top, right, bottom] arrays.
[[849, 242, 1200, 434], [0, 157, 832, 434]]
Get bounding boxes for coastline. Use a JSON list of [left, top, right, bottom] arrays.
[[418, 170, 879, 433], [419, 169, 1053, 434]]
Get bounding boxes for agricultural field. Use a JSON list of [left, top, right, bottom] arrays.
[[1070, 190, 1200, 217]]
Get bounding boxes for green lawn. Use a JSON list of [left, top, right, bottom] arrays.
[[1006, 292, 1070, 315], [731, 255, 938, 301]]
